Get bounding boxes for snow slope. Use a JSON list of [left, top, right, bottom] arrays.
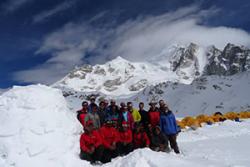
[[125, 71, 250, 117], [1, 85, 250, 167], [63, 71, 250, 117]]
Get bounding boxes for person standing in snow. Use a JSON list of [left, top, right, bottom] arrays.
[[118, 106, 134, 130], [105, 100, 120, 127], [77, 101, 89, 127], [127, 102, 141, 123], [148, 101, 160, 128], [160, 105, 180, 154], [138, 102, 149, 131], [79, 120, 105, 164], [88, 96, 98, 113], [84, 105, 101, 129], [97, 101, 107, 126]]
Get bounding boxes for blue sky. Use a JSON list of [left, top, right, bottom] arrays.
[[1, 0, 250, 88]]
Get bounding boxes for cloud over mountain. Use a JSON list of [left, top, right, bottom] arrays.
[[13, 5, 250, 84]]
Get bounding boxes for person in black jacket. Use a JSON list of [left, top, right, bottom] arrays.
[[88, 96, 98, 113], [138, 102, 149, 131], [149, 126, 169, 152], [97, 101, 107, 126]]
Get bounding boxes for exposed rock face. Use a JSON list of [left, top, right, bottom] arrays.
[[93, 66, 106, 75], [103, 77, 123, 91], [206, 43, 250, 75], [129, 79, 148, 91], [68, 65, 93, 79], [170, 43, 201, 79]]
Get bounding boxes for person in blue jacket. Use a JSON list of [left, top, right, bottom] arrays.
[[160, 104, 180, 154]]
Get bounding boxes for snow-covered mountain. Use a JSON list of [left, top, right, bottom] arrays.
[[53, 43, 209, 96], [53, 43, 250, 115], [54, 43, 250, 96]]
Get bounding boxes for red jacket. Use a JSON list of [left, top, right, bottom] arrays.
[[80, 130, 102, 153], [118, 129, 132, 143], [99, 126, 119, 149], [133, 132, 150, 148], [148, 110, 160, 127], [77, 109, 88, 126]]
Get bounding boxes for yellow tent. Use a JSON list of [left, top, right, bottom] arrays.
[[224, 112, 238, 120]]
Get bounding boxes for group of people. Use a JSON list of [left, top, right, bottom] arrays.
[[77, 96, 180, 164]]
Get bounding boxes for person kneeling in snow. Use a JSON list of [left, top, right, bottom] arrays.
[[79, 120, 105, 164], [133, 123, 150, 149], [160, 105, 180, 154], [99, 121, 120, 162], [149, 126, 170, 152], [117, 121, 133, 156]]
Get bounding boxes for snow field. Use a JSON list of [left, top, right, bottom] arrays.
[[1, 85, 250, 167]]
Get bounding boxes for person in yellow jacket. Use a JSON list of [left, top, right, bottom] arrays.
[[127, 102, 141, 123]]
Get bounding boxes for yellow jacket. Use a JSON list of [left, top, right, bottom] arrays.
[[131, 108, 141, 122]]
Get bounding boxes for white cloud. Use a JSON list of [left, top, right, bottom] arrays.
[[13, 5, 250, 84], [33, 1, 77, 23], [1, 0, 33, 13], [13, 23, 101, 84]]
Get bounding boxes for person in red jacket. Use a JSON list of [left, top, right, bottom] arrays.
[[79, 120, 104, 164], [77, 101, 89, 127], [148, 101, 160, 128], [117, 121, 133, 155], [133, 123, 150, 149], [99, 121, 120, 161]]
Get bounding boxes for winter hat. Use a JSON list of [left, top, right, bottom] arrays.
[[90, 96, 96, 100], [149, 101, 157, 106]]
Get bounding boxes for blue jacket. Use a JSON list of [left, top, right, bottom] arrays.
[[160, 111, 178, 135]]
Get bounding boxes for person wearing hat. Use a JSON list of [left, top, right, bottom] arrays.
[[88, 96, 98, 113], [160, 105, 180, 154], [99, 120, 120, 161], [79, 120, 105, 163], [127, 102, 141, 123], [149, 126, 169, 152], [148, 101, 160, 128], [117, 121, 133, 155], [77, 101, 89, 127], [133, 122, 150, 149]]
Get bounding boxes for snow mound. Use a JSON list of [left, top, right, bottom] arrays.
[[0, 85, 78, 167]]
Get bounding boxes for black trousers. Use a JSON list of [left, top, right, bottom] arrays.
[[101, 146, 120, 163], [117, 142, 133, 155], [167, 134, 180, 154], [80, 146, 104, 163]]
